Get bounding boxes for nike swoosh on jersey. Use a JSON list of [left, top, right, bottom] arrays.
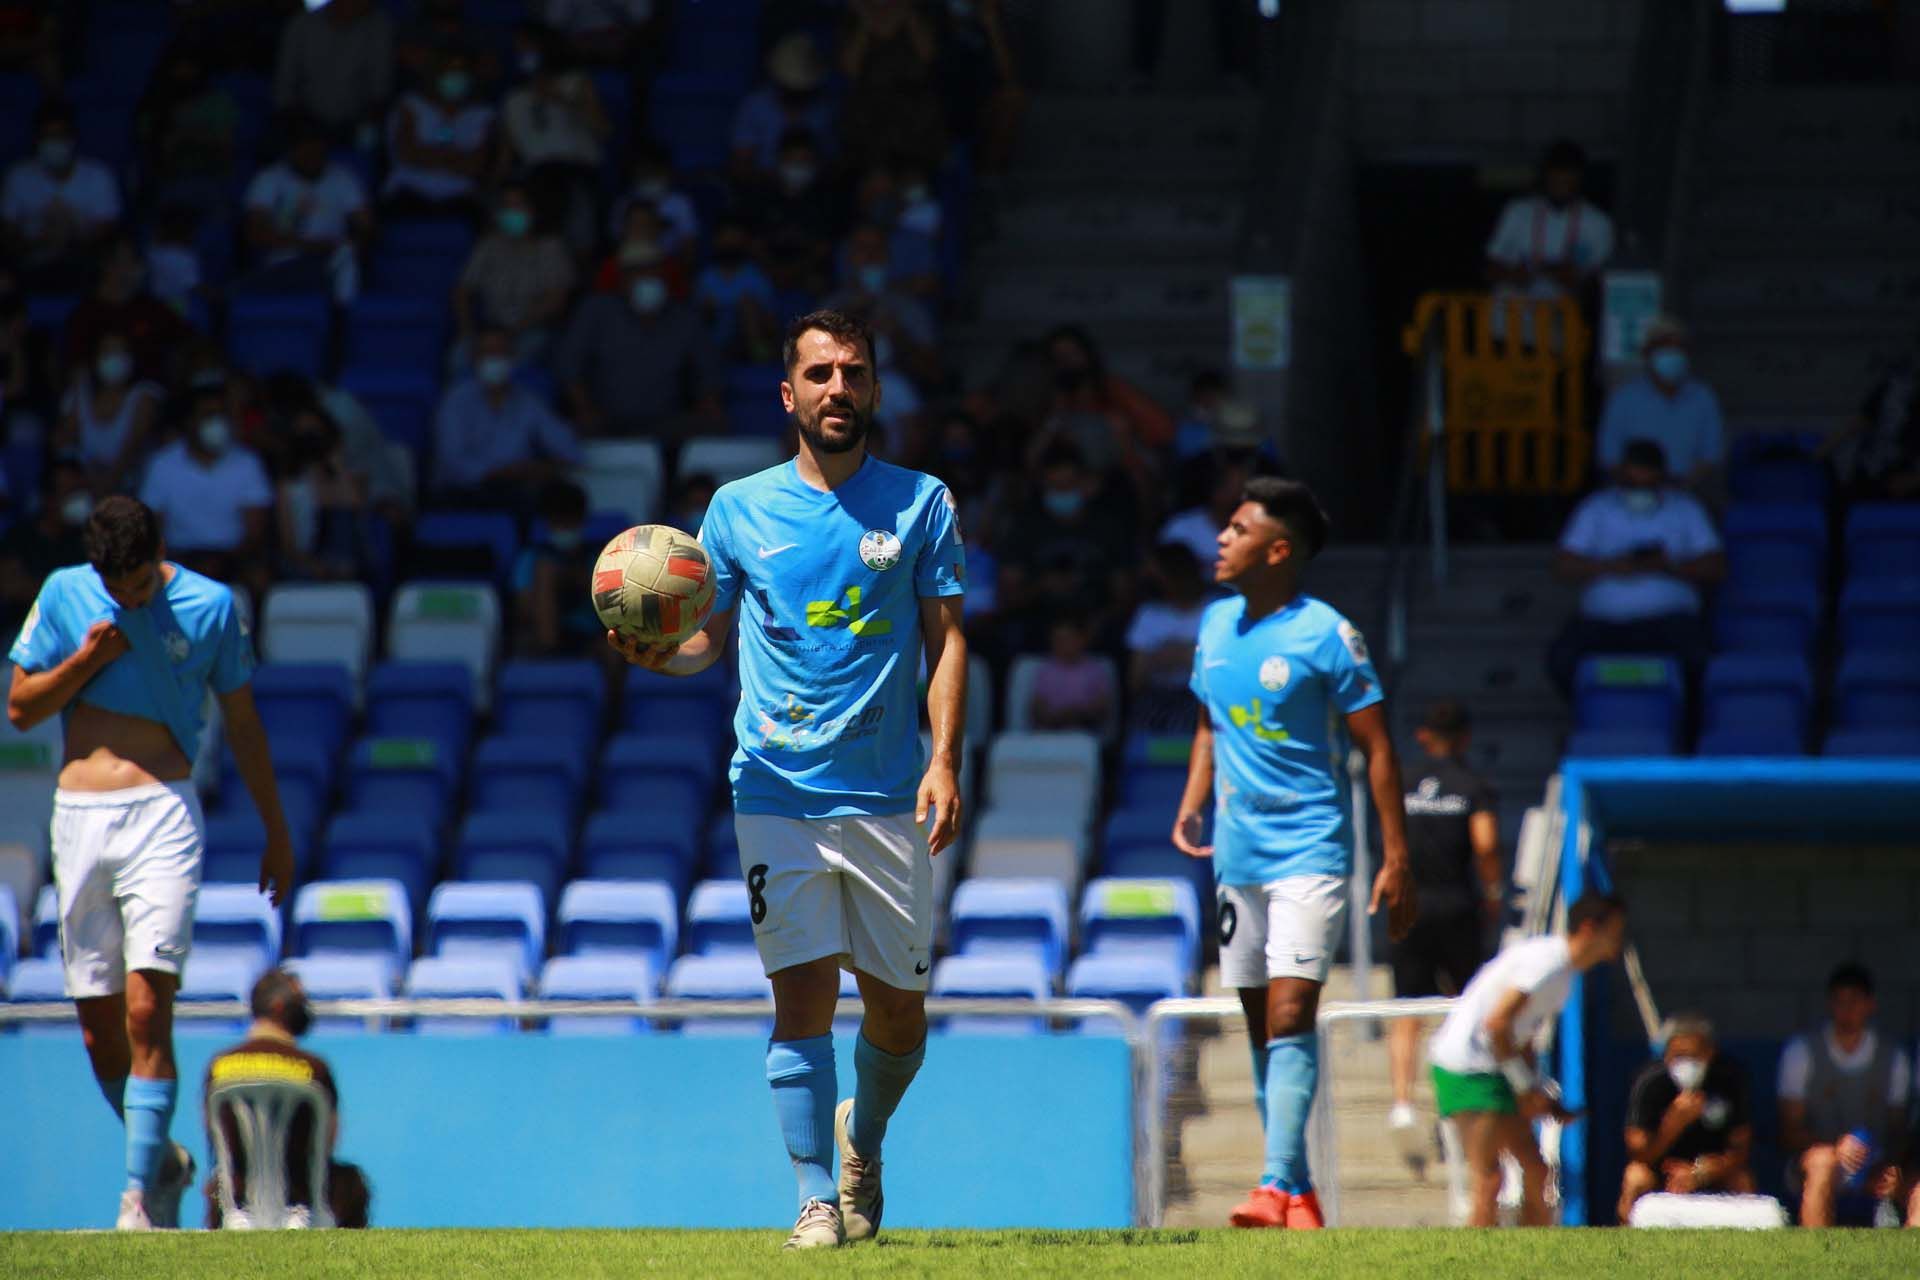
[[757, 543, 799, 559]]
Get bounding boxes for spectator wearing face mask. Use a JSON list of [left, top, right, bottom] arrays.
[[498, 25, 608, 254], [241, 116, 374, 303], [825, 222, 940, 388], [608, 141, 699, 255], [273, 0, 394, 144], [431, 326, 581, 507], [590, 202, 690, 298], [1160, 455, 1252, 570], [54, 330, 162, 498], [382, 47, 496, 217], [513, 478, 601, 657], [1044, 323, 1174, 470], [1547, 438, 1724, 698], [137, 45, 240, 221], [453, 181, 575, 367], [275, 402, 369, 582], [1596, 316, 1724, 492], [1821, 321, 1920, 503], [1125, 541, 1210, 732], [731, 33, 838, 181], [62, 234, 192, 386], [1485, 139, 1614, 330], [998, 438, 1137, 649], [746, 128, 848, 294], [840, 0, 947, 173], [0, 457, 90, 635], [693, 215, 778, 361], [1618, 1013, 1755, 1224], [1, 100, 123, 291], [138, 384, 274, 590], [553, 250, 723, 439]]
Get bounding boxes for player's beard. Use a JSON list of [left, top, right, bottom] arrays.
[[796, 397, 872, 455]]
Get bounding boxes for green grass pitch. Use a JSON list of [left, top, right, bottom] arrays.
[[2, 1228, 1913, 1279]]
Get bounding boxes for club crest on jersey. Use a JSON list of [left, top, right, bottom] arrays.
[[164, 630, 190, 663], [1258, 655, 1290, 692], [859, 529, 902, 571], [1338, 619, 1370, 665]]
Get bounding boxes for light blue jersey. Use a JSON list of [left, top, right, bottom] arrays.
[[8, 562, 253, 761], [1190, 593, 1382, 885], [700, 456, 964, 818]]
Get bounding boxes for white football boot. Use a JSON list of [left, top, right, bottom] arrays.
[[116, 1189, 153, 1231], [783, 1197, 844, 1250], [834, 1098, 884, 1242]]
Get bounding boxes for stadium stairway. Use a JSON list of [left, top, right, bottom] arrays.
[[1677, 86, 1920, 429]]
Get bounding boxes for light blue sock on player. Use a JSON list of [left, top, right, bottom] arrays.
[[767, 1036, 838, 1209], [99, 1074, 127, 1121], [850, 1032, 924, 1155], [1248, 1041, 1269, 1132], [123, 1076, 176, 1191], [1262, 1034, 1317, 1193]]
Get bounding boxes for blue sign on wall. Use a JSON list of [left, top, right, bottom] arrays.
[[0, 1031, 1134, 1230]]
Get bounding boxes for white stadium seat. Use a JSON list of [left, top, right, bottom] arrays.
[[386, 583, 501, 711], [1003, 654, 1121, 743], [0, 710, 61, 863], [677, 437, 786, 489], [262, 584, 376, 699], [576, 440, 663, 526], [967, 808, 1087, 894]]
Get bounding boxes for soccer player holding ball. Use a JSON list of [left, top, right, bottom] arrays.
[[609, 310, 966, 1250], [1171, 478, 1417, 1229], [7, 497, 295, 1230]]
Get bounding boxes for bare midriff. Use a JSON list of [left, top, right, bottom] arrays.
[[58, 702, 192, 791]]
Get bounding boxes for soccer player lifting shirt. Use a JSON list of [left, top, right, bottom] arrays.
[[7, 497, 295, 1230], [1171, 477, 1417, 1230], [611, 310, 965, 1250]]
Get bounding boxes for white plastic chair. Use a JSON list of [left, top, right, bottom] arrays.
[[577, 440, 664, 526], [0, 711, 61, 860], [386, 582, 501, 711], [677, 437, 786, 488], [263, 584, 376, 698], [208, 1078, 338, 1229], [1003, 654, 1122, 743]]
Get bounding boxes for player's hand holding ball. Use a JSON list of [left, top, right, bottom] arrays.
[[592, 525, 715, 671]]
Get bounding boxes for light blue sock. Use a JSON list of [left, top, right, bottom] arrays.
[[766, 1036, 838, 1210], [1262, 1034, 1317, 1194], [1248, 1040, 1269, 1132], [850, 1033, 924, 1155], [99, 1074, 127, 1121], [123, 1076, 177, 1192]]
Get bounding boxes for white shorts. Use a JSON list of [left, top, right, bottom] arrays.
[[735, 812, 933, 992], [1217, 874, 1347, 989], [53, 782, 205, 999]]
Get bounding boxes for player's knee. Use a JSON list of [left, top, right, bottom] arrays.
[[1266, 993, 1315, 1037], [123, 986, 171, 1049]]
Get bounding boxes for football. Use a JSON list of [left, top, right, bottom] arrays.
[[590, 524, 717, 647]]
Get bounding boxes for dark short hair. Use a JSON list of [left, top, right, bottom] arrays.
[[1828, 963, 1874, 997], [83, 497, 162, 577], [1621, 438, 1668, 473], [34, 98, 74, 133], [1567, 891, 1626, 934], [249, 968, 306, 1028], [781, 308, 874, 373], [1542, 138, 1587, 172], [1242, 476, 1330, 558], [1422, 699, 1471, 737], [1037, 438, 1086, 474]]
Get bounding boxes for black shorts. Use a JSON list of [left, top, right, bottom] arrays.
[[1389, 908, 1485, 998]]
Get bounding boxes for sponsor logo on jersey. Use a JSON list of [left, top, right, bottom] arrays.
[[942, 489, 963, 545], [1338, 619, 1370, 666], [755, 700, 887, 750], [806, 584, 892, 635], [15, 599, 38, 648], [164, 630, 190, 663], [1258, 655, 1291, 692], [1226, 698, 1290, 743], [859, 529, 902, 572]]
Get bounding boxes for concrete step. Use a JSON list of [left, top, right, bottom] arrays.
[[1689, 186, 1920, 247], [1686, 260, 1920, 321], [981, 190, 1242, 264], [1691, 338, 1904, 421], [975, 263, 1231, 328], [1012, 93, 1258, 178]]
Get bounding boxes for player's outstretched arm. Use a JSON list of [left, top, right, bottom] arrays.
[[7, 620, 127, 730], [1348, 703, 1418, 940], [917, 595, 966, 856], [217, 683, 295, 906], [1171, 707, 1213, 858], [607, 605, 736, 676]]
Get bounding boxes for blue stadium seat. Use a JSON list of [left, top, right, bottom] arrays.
[[1119, 765, 1188, 812], [1572, 656, 1683, 745], [427, 881, 546, 981], [703, 813, 740, 881], [496, 659, 606, 754], [0, 883, 16, 988], [366, 661, 477, 764], [3, 957, 72, 1033], [1844, 504, 1920, 586], [472, 735, 590, 819], [579, 810, 698, 892], [292, 879, 413, 975], [540, 955, 656, 1036], [227, 293, 331, 379], [1066, 953, 1183, 1032], [344, 736, 460, 833], [1728, 433, 1825, 505], [663, 953, 772, 1035], [1079, 878, 1201, 978], [345, 293, 451, 373], [1838, 581, 1920, 655], [284, 954, 394, 1032], [557, 880, 678, 975], [668, 12, 760, 90], [406, 955, 522, 1036], [646, 73, 739, 172], [596, 772, 709, 833], [451, 812, 573, 905], [1697, 654, 1813, 756], [202, 809, 315, 887], [1834, 653, 1920, 730], [319, 812, 440, 920], [684, 880, 755, 957], [621, 686, 733, 741], [948, 878, 1069, 978], [930, 954, 1050, 1035], [1099, 846, 1212, 927], [191, 884, 283, 972], [32, 885, 57, 960], [214, 736, 336, 821], [178, 954, 266, 1033], [602, 730, 723, 796], [250, 663, 356, 763], [1821, 726, 1920, 758], [336, 366, 439, 459], [1713, 585, 1820, 657], [413, 510, 521, 590], [1563, 729, 1677, 759], [372, 219, 476, 297], [1722, 504, 1825, 598], [24, 293, 78, 335], [1102, 807, 1173, 851]]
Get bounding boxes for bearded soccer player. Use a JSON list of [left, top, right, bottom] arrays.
[[1171, 476, 1417, 1229], [611, 309, 965, 1250], [7, 496, 294, 1229]]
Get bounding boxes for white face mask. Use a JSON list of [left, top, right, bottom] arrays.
[[1620, 487, 1660, 515], [548, 526, 583, 551], [856, 263, 888, 295], [96, 352, 133, 385], [630, 277, 668, 314], [1668, 1057, 1707, 1092], [61, 492, 93, 526], [196, 415, 232, 455], [778, 162, 815, 192], [477, 355, 513, 387], [38, 137, 74, 170]]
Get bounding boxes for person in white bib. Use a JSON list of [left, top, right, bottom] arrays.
[[1484, 139, 1613, 346]]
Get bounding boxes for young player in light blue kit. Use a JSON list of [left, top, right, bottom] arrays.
[[8, 496, 295, 1230], [1172, 477, 1418, 1229], [612, 310, 966, 1249]]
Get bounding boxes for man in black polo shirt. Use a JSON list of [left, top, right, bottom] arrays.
[[1619, 1012, 1754, 1222], [1387, 700, 1502, 1161]]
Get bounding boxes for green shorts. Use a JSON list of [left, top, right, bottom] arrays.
[[1431, 1065, 1517, 1118]]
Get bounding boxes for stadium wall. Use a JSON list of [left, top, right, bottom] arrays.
[[0, 1032, 1134, 1230]]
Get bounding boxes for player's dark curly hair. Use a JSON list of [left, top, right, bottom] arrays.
[[782, 308, 874, 372], [83, 496, 162, 577], [1242, 476, 1330, 559]]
